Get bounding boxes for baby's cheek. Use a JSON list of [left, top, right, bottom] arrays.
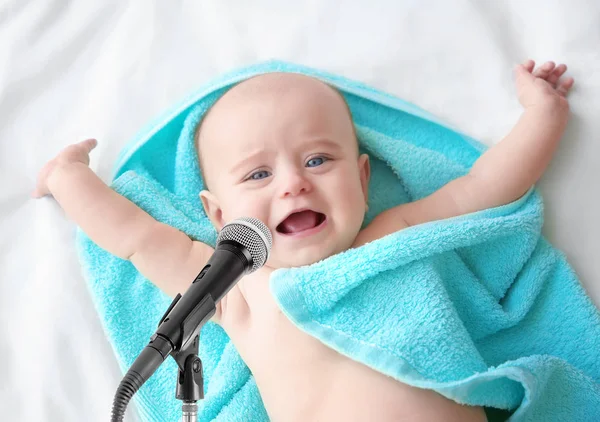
[[334, 192, 366, 245], [223, 194, 269, 222], [246, 202, 271, 225]]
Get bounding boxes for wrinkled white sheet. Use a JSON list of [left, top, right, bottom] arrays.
[[2, 1, 599, 420]]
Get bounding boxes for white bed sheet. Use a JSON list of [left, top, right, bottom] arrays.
[[2, 1, 599, 420]]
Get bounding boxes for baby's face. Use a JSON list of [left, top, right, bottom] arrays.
[[198, 73, 369, 269]]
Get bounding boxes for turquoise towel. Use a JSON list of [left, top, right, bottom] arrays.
[[77, 60, 600, 421]]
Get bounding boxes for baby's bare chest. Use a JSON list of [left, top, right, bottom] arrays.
[[224, 286, 485, 422]]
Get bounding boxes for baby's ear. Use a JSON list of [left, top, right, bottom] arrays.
[[199, 190, 225, 231], [358, 153, 370, 205]]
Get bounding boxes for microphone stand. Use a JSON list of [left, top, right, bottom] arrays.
[[156, 291, 217, 421], [113, 218, 270, 422], [173, 334, 203, 421]]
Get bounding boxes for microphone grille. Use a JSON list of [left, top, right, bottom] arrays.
[[216, 217, 272, 273]]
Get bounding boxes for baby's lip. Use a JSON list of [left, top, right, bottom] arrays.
[[275, 208, 326, 233], [278, 207, 311, 224]]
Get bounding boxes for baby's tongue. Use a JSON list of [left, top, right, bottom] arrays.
[[279, 210, 318, 234]]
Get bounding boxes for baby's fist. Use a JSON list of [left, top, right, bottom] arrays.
[[31, 138, 98, 198], [515, 59, 574, 111]]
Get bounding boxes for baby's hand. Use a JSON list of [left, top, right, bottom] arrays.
[[515, 59, 574, 111], [31, 138, 98, 198]]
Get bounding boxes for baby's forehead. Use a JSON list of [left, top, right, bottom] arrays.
[[208, 73, 346, 119], [197, 73, 352, 148]]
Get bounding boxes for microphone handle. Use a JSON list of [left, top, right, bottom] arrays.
[[201, 240, 253, 303], [156, 240, 252, 351]]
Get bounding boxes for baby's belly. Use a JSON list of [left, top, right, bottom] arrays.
[[231, 301, 487, 422]]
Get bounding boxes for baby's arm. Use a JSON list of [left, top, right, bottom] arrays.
[[33, 139, 213, 299], [354, 60, 574, 247]]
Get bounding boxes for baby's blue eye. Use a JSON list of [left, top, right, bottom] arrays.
[[306, 156, 328, 167], [248, 170, 271, 180]]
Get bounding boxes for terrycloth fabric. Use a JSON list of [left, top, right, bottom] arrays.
[[76, 60, 600, 422]]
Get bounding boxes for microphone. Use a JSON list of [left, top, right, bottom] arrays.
[[111, 217, 272, 422]]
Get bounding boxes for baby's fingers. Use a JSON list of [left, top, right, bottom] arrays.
[[556, 77, 575, 97], [31, 187, 49, 198], [547, 64, 568, 86], [79, 138, 98, 152], [522, 59, 535, 72], [515, 63, 536, 85], [30, 161, 56, 198], [533, 61, 556, 79]]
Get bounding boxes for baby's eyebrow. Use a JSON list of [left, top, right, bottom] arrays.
[[229, 150, 272, 175], [305, 138, 343, 152]]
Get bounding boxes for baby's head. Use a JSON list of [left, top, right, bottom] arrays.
[[195, 72, 370, 269]]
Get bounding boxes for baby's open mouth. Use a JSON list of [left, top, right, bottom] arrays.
[[276, 210, 326, 234]]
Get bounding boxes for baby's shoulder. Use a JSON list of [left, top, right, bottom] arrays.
[[354, 206, 410, 247]]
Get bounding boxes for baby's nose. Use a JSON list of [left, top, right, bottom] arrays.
[[281, 172, 312, 197]]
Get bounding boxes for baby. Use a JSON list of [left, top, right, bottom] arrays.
[[33, 59, 574, 421]]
